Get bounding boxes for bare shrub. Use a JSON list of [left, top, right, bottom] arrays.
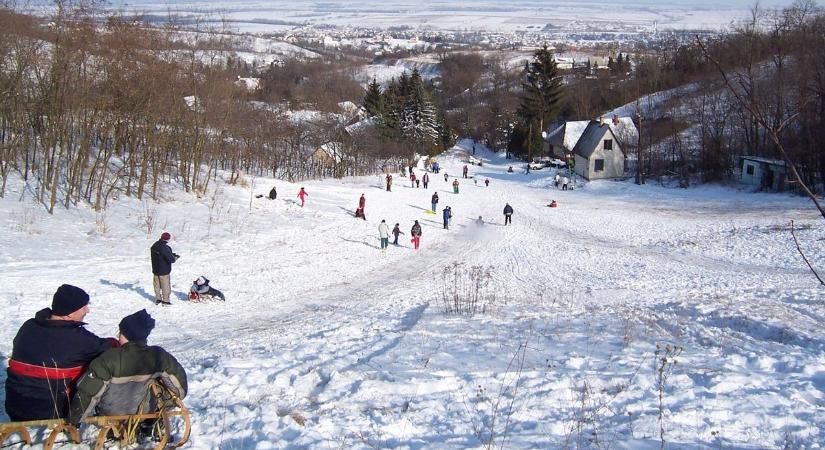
[[654, 343, 683, 450], [440, 262, 497, 315], [95, 211, 108, 235], [140, 202, 158, 237]]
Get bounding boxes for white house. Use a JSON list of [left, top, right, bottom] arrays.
[[544, 115, 638, 181], [740, 156, 788, 191]]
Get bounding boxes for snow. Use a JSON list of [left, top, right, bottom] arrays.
[[1, 139, 824, 448]]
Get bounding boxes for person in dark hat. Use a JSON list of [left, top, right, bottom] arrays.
[[150, 232, 179, 305], [69, 309, 187, 425], [4, 285, 117, 421]]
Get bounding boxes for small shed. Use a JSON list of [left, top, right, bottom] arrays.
[[740, 156, 788, 191]]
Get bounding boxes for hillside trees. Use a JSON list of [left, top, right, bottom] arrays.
[[0, 4, 400, 213], [364, 68, 451, 160], [512, 44, 564, 162]]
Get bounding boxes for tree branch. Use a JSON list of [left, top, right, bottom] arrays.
[[696, 36, 825, 220], [790, 220, 824, 285]]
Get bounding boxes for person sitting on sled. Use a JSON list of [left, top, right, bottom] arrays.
[[549, 200, 557, 208], [189, 276, 225, 301]]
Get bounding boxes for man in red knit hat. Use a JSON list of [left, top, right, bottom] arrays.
[[150, 232, 179, 305]]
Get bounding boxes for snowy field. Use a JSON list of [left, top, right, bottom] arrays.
[[84, 0, 799, 32], [1, 140, 824, 449]]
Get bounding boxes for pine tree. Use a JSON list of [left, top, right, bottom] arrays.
[[616, 53, 624, 74], [515, 44, 564, 159], [401, 68, 439, 151], [363, 78, 384, 117], [607, 56, 615, 73]]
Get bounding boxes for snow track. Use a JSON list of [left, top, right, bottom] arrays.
[[0, 140, 823, 448]]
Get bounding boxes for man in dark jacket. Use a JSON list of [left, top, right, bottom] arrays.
[[503, 203, 514, 225], [69, 309, 187, 425], [5, 285, 116, 421], [442, 206, 452, 229], [150, 232, 179, 305]]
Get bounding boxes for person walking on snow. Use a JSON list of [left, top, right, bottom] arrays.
[[378, 220, 390, 250], [453, 179, 460, 194], [410, 220, 422, 250], [356, 194, 366, 220], [410, 172, 417, 188], [554, 173, 561, 188], [503, 203, 514, 225], [297, 187, 308, 207], [444, 172, 448, 182], [562, 176, 569, 191], [485, 178, 490, 187], [422, 173, 429, 189], [463, 165, 468, 179], [431, 192, 439, 213], [386, 173, 393, 191], [151, 232, 179, 305], [392, 223, 404, 245], [268, 186, 277, 200], [442, 206, 452, 229]]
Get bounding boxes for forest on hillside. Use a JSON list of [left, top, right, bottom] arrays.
[[0, 1, 822, 214]]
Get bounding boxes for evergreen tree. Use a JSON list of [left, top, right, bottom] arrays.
[[401, 68, 439, 151], [616, 53, 624, 74], [363, 78, 384, 117], [514, 44, 564, 159], [607, 56, 615, 73]]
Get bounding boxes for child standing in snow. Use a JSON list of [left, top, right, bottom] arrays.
[[410, 221, 422, 250], [297, 187, 308, 207], [452, 179, 460, 194], [392, 223, 404, 245], [562, 176, 569, 191], [431, 192, 439, 213], [422, 173, 429, 189]]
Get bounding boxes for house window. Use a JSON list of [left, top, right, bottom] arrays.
[[594, 159, 605, 172], [603, 139, 613, 150], [746, 164, 754, 175]]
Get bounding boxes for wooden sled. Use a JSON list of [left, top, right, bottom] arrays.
[[0, 382, 190, 450]]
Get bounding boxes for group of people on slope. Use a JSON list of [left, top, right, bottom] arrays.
[[378, 220, 423, 250], [264, 185, 311, 208], [5, 285, 187, 430]]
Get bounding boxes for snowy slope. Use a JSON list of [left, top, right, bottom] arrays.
[[0, 140, 823, 448]]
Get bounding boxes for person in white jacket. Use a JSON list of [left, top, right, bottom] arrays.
[[378, 220, 390, 250], [562, 176, 570, 191]]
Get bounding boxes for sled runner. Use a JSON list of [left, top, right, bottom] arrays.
[[0, 381, 190, 450], [188, 291, 224, 302]]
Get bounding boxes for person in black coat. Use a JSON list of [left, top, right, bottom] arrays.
[[5, 285, 116, 421], [268, 186, 277, 200], [150, 232, 179, 305], [503, 203, 514, 225]]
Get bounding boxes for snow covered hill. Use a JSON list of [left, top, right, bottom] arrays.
[[0, 140, 823, 448]]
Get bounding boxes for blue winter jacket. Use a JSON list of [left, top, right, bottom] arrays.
[[5, 308, 114, 421], [150, 239, 177, 276]]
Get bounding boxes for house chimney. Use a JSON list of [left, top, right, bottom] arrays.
[[612, 114, 620, 126]]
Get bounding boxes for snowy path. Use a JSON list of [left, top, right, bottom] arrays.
[[0, 140, 824, 448]]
